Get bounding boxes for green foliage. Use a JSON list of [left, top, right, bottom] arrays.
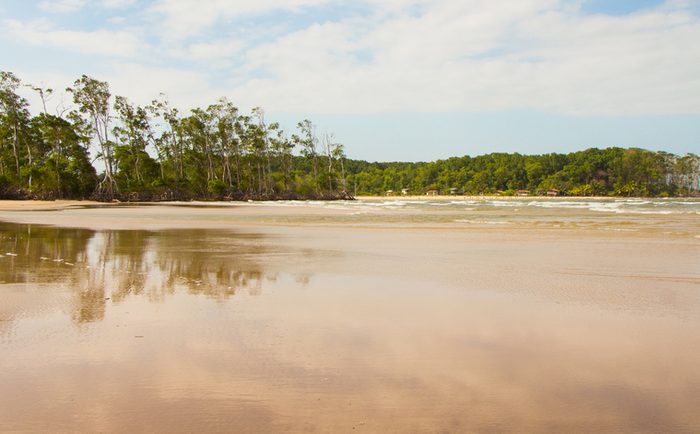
[[207, 179, 227, 196], [0, 71, 352, 201], [0, 71, 698, 200], [344, 147, 699, 197]]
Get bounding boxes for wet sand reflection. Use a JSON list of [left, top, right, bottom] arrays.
[[0, 223, 305, 328], [1, 220, 699, 433]]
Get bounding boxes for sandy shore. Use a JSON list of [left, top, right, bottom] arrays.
[[0, 194, 657, 212], [0, 199, 103, 211], [357, 194, 620, 201], [1, 198, 698, 242], [0, 201, 699, 432]]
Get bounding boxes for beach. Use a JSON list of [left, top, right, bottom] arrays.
[[1, 199, 699, 432]]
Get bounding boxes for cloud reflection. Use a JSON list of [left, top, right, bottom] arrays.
[[0, 223, 307, 326]]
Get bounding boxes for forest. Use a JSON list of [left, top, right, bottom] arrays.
[[0, 71, 350, 201], [346, 147, 700, 197], [1, 71, 698, 200]]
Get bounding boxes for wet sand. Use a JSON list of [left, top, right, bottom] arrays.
[[0, 202, 699, 433], [0, 199, 102, 210]]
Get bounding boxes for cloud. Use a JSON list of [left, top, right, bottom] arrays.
[[5, 0, 700, 117], [108, 16, 127, 24], [10, 63, 217, 121], [147, 0, 333, 40], [102, 63, 220, 110], [38, 0, 136, 13], [166, 38, 243, 63], [38, 0, 87, 13], [4, 19, 142, 57], [224, 0, 700, 115], [101, 0, 137, 8]]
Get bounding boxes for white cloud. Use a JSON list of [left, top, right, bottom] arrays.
[[167, 38, 243, 62], [39, 0, 87, 14], [147, 0, 333, 40], [11, 64, 216, 120], [38, 0, 136, 13], [38, 0, 87, 13], [108, 16, 127, 24], [103, 63, 219, 109], [5, 0, 700, 117], [101, 0, 137, 8], [4, 19, 142, 57], [222, 0, 700, 115]]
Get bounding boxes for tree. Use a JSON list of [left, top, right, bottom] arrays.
[[30, 113, 96, 198], [113, 96, 159, 191], [293, 119, 319, 194], [66, 75, 116, 199], [269, 125, 295, 192], [207, 98, 240, 191], [181, 108, 216, 196], [331, 140, 348, 194], [149, 94, 185, 184], [0, 71, 32, 193]]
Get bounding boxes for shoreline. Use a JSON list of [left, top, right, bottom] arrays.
[[0, 200, 103, 211], [359, 194, 622, 201], [1, 192, 699, 433], [2, 215, 698, 434], [0, 198, 697, 240], [1, 195, 697, 212]]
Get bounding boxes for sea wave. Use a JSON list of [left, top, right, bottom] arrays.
[[256, 198, 700, 215], [453, 219, 511, 225]]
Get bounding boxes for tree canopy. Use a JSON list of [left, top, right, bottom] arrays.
[[0, 72, 349, 201], [0, 71, 698, 200], [344, 148, 699, 197]]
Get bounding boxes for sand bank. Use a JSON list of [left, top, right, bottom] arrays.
[[1, 198, 699, 241], [0, 199, 102, 211], [358, 194, 619, 201], [0, 202, 699, 432]]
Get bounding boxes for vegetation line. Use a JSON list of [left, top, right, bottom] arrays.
[[1, 71, 698, 201], [1, 72, 350, 201], [348, 148, 699, 197]]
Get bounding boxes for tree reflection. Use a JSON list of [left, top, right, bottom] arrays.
[[0, 223, 94, 284], [0, 223, 305, 325]]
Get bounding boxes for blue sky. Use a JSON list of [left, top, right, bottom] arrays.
[[1, 0, 699, 161], [581, 0, 664, 15]]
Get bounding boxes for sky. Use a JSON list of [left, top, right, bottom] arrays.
[[1, 0, 699, 161]]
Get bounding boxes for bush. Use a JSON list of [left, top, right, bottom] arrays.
[[207, 179, 227, 196]]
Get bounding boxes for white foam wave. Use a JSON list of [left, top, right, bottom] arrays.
[[453, 219, 510, 225], [228, 198, 700, 215]]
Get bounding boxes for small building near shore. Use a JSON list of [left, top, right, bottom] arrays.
[[546, 189, 560, 197], [516, 189, 530, 196], [449, 187, 460, 195], [401, 188, 409, 196], [426, 188, 440, 196], [385, 190, 393, 196]]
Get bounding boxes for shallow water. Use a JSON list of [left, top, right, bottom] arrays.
[[1, 204, 700, 433], [207, 197, 700, 237]]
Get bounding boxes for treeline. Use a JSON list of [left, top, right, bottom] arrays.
[[0, 71, 350, 201], [346, 148, 700, 197], [2, 72, 699, 201]]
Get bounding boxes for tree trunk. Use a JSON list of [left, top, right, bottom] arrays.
[[11, 124, 21, 191]]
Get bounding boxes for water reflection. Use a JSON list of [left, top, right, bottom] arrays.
[[1, 218, 699, 433], [0, 222, 304, 326]]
